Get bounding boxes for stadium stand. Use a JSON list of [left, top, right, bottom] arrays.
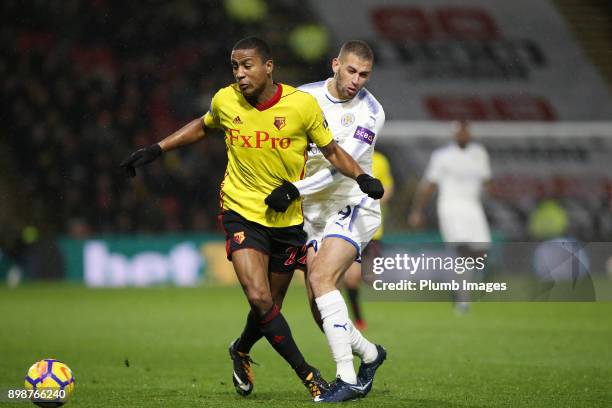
[[1, 0, 611, 250], [2, 0, 327, 238]]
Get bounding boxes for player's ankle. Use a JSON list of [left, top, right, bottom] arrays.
[[294, 361, 314, 380]]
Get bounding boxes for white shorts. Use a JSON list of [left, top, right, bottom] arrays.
[[303, 195, 381, 257], [437, 201, 491, 248]]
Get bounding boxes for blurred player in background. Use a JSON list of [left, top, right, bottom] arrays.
[[345, 150, 394, 331], [265, 40, 387, 402], [408, 120, 492, 312], [120, 37, 383, 399]]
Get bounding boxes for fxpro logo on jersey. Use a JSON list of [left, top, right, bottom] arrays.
[[227, 128, 291, 149], [353, 126, 376, 145]]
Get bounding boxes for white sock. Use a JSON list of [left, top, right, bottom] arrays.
[[315, 290, 357, 384], [350, 325, 378, 364]]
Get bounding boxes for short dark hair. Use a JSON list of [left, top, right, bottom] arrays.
[[232, 37, 272, 62], [339, 40, 374, 62]]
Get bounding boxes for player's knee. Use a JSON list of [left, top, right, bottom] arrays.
[[308, 263, 332, 293], [246, 289, 273, 315]]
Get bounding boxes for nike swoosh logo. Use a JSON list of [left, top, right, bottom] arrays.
[[356, 380, 372, 391], [233, 372, 251, 391]]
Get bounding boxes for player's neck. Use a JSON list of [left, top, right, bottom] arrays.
[[250, 81, 278, 106], [326, 79, 346, 101]]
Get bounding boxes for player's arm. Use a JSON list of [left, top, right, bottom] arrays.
[[319, 140, 362, 180], [319, 140, 384, 200], [120, 118, 206, 178], [482, 147, 494, 196], [408, 180, 436, 229], [293, 135, 373, 196], [265, 140, 383, 212], [294, 111, 386, 197], [380, 181, 394, 205], [409, 150, 441, 228], [159, 118, 207, 152]]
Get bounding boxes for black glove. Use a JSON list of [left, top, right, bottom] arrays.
[[357, 174, 384, 199], [265, 181, 300, 212], [119, 144, 163, 178]]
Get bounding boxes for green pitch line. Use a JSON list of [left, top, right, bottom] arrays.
[[0, 284, 611, 407]]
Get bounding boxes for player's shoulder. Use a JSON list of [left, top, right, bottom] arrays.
[[297, 80, 326, 95], [212, 83, 241, 102], [280, 83, 321, 107], [432, 143, 456, 158], [356, 88, 385, 119], [468, 142, 489, 155]]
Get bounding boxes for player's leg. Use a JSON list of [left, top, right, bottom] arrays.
[[228, 247, 271, 395], [233, 269, 295, 356], [344, 261, 366, 330], [269, 268, 328, 398], [308, 244, 379, 365], [309, 202, 387, 402], [268, 235, 329, 397], [309, 239, 386, 402], [222, 210, 311, 396], [309, 238, 378, 375], [270, 270, 294, 308], [220, 210, 270, 395], [305, 245, 324, 331]]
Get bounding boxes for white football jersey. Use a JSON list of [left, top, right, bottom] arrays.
[[293, 78, 385, 201], [425, 142, 491, 206]]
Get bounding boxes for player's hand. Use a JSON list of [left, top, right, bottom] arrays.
[[265, 181, 300, 212], [120, 144, 162, 178], [357, 174, 384, 199], [408, 211, 424, 229]]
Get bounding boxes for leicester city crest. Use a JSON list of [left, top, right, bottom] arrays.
[[341, 113, 355, 127]]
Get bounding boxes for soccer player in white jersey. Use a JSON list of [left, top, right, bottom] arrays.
[[409, 120, 492, 310], [265, 40, 387, 402]]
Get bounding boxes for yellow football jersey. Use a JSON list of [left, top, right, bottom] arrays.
[[203, 83, 333, 227], [372, 151, 394, 240]]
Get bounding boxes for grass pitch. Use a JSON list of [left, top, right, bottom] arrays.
[[0, 283, 611, 407]]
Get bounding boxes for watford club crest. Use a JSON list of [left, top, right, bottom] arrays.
[[234, 231, 246, 245], [274, 116, 286, 130]]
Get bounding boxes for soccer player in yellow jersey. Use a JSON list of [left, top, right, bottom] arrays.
[[120, 37, 384, 400], [345, 150, 394, 330]]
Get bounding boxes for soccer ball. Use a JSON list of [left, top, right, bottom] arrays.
[[24, 359, 75, 407]]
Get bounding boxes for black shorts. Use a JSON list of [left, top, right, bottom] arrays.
[[220, 210, 307, 273]]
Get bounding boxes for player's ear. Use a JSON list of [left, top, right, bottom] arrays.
[[331, 57, 340, 74], [265, 59, 274, 76]]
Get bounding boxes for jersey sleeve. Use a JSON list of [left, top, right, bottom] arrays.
[[303, 96, 333, 148], [340, 110, 385, 163], [294, 109, 385, 196], [201, 92, 221, 129]]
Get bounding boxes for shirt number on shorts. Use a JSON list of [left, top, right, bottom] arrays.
[[284, 245, 307, 266], [335, 205, 353, 229]]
